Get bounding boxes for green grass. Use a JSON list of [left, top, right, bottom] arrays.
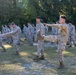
[[0, 36, 76, 75]]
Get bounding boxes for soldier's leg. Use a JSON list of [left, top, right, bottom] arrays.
[[9, 38, 12, 44], [71, 35, 76, 46], [69, 36, 73, 47], [35, 34, 37, 42], [13, 40, 19, 55], [37, 40, 41, 56], [68, 36, 72, 47], [27, 35, 31, 45], [29, 34, 33, 46], [25, 33, 28, 39], [33, 35, 57, 62], [28, 37, 33, 46], [30, 37, 33, 46], [0, 42, 6, 52], [33, 40, 41, 62], [37, 30, 57, 42], [6, 37, 10, 44], [18, 36, 20, 43], [58, 42, 66, 69], [24, 33, 26, 39], [40, 41, 45, 60], [68, 36, 71, 45], [43, 35, 57, 42]]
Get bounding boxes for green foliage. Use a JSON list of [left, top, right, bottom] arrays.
[[0, 0, 76, 28]]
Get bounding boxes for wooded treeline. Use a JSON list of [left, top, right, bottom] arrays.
[[0, 0, 76, 27]]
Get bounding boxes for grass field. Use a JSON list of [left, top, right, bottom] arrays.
[[0, 36, 76, 75]]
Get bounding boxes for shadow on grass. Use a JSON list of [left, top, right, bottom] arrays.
[[0, 40, 76, 75]]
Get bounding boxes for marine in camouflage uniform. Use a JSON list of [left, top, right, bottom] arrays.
[[33, 16, 45, 62], [17, 25, 21, 45], [37, 16, 68, 69], [23, 24, 28, 40], [6, 22, 21, 55], [68, 23, 76, 47], [27, 23, 34, 46]]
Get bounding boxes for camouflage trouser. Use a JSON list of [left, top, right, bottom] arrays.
[[68, 35, 76, 46], [37, 40, 44, 57], [35, 34, 37, 42], [18, 35, 21, 44], [24, 33, 28, 39], [13, 39, 19, 52], [43, 35, 66, 62], [28, 35, 33, 45], [6, 37, 12, 44]]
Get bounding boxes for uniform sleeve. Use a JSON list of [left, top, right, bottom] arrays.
[[6, 29, 18, 35], [47, 24, 67, 32], [46, 24, 62, 29]]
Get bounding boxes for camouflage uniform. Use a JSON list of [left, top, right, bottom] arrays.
[[17, 26, 21, 44], [42, 24, 68, 62], [68, 24, 76, 46], [23, 25, 28, 39], [36, 23, 45, 57], [27, 24, 34, 46], [6, 25, 21, 53], [2, 26, 6, 34]]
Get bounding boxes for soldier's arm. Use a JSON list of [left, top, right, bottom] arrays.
[[45, 24, 62, 29], [6, 29, 18, 36], [45, 23, 68, 33], [45, 23, 68, 31]]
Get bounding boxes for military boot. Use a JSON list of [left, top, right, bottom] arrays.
[[68, 45, 72, 48], [58, 62, 64, 69], [33, 56, 39, 62], [15, 51, 19, 55], [39, 55, 45, 60]]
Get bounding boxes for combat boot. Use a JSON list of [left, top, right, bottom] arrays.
[[58, 62, 64, 69], [15, 51, 19, 55], [39, 55, 45, 60], [68, 45, 72, 48], [33, 56, 39, 62]]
